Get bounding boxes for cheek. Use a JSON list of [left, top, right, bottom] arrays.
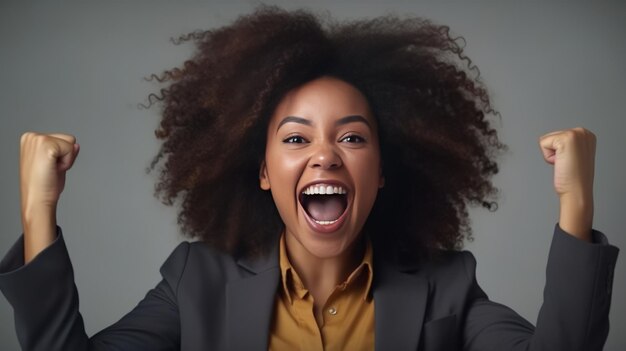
[[352, 152, 382, 207], [349, 150, 381, 182], [265, 154, 306, 208], [267, 154, 304, 184]]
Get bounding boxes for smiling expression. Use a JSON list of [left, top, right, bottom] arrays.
[[260, 76, 384, 259]]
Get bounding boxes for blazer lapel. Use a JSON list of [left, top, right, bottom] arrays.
[[374, 260, 429, 351], [225, 246, 280, 351], [224, 241, 430, 351]]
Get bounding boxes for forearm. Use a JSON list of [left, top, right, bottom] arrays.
[[532, 225, 618, 351], [463, 225, 619, 351], [0, 228, 90, 351], [21, 204, 57, 264], [559, 191, 593, 242], [1, 227, 184, 351]]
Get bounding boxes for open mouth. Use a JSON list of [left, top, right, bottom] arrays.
[[299, 183, 349, 226]]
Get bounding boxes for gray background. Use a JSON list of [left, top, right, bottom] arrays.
[[1, 1, 624, 350]]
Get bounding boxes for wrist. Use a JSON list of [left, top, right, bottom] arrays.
[[21, 202, 56, 226], [21, 205, 58, 264], [558, 192, 593, 242]]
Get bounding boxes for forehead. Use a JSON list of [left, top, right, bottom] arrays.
[[269, 76, 374, 126]]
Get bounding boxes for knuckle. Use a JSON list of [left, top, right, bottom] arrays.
[[20, 131, 37, 144], [33, 134, 56, 152], [564, 130, 576, 139], [32, 133, 47, 145], [20, 132, 30, 144]]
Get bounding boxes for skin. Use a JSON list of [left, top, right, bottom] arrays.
[[539, 127, 596, 241], [259, 76, 384, 323], [20, 132, 79, 263], [19, 80, 595, 326]]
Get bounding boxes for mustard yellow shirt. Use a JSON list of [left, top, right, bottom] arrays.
[[269, 235, 375, 351]]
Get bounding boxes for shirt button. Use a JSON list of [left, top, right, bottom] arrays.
[[328, 307, 337, 315]]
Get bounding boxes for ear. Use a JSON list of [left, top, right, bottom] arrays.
[[259, 160, 271, 190]]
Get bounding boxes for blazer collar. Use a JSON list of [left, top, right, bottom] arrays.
[[225, 238, 280, 351], [373, 257, 429, 350], [225, 239, 428, 351], [235, 239, 280, 274]]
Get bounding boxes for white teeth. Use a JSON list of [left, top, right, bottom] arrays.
[[302, 184, 347, 195], [314, 219, 339, 225]]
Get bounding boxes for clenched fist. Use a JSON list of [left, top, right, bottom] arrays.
[[20, 132, 80, 263], [539, 127, 596, 241]]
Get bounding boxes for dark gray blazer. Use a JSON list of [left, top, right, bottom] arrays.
[[0, 224, 619, 351]]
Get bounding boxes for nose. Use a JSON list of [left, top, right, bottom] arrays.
[[309, 142, 342, 170]]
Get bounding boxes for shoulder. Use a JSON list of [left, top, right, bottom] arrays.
[[377, 249, 478, 293], [420, 249, 477, 282], [158, 241, 247, 291], [414, 250, 480, 303], [421, 251, 484, 320], [374, 249, 483, 323]]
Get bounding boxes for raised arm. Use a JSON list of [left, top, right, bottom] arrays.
[[463, 127, 618, 351], [538, 127, 596, 241], [19, 132, 80, 263], [1, 132, 183, 350]]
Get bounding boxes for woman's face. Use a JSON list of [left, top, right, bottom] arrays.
[[260, 76, 384, 259]]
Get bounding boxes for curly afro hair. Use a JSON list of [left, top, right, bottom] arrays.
[[146, 5, 506, 260]]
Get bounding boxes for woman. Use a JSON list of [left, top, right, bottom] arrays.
[[0, 5, 618, 351]]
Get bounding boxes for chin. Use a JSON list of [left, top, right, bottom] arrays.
[[298, 227, 360, 259]]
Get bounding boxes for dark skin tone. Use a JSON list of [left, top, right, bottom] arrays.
[[18, 79, 594, 329], [258, 76, 595, 326], [260, 76, 383, 325]]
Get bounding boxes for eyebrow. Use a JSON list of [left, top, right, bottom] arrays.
[[276, 114, 371, 131]]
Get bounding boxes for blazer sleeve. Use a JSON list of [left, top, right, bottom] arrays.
[[0, 226, 189, 351], [462, 223, 620, 351]]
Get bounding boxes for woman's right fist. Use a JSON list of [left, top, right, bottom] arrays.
[[20, 132, 80, 221]]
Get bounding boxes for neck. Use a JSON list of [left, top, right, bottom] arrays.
[[284, 232, 365, 308]]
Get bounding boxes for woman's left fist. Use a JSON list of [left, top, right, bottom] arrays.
[[539, 127, 596, 198], [539, 127, 596, 240]]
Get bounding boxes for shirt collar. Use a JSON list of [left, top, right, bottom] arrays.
[[278, 233, 374, 304]]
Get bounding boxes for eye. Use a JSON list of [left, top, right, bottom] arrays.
[[340, 134, 365, 143], [282, 135, 308, 144]]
